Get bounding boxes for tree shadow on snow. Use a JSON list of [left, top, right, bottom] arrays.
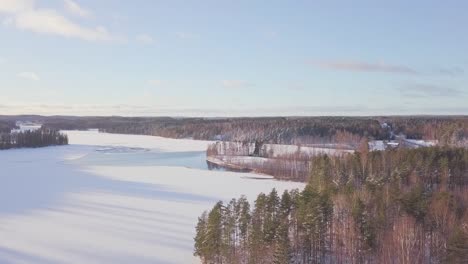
[[0, 145, 216, 216]]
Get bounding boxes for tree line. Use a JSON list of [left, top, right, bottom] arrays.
[[387, 116, 467, 146], [39, 116, 389, 144], [194, 147, 468, 263], [0, 129, 68, 149], [0, 120, 15, 133], [1, 115, 466, 146]]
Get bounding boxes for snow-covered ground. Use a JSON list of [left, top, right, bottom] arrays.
[[10, 122, 42, 133], [368, 139, 438, 151], [263, 143, 354, 156], [0, 131, 304, 264], [403, 139, 438, 148]]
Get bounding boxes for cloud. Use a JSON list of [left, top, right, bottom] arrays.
[[14, 9, 113, 41], [17, 71, 40, 81], [63, 0, 91, 18], [310, 60, 418, 74], [310, 59, 464, 77], [399, 83, 463, 98], [222, 80, 252, 89], [286, 82, 307, 91], [175, 32, 199, 39], [2, 103, 467, 116], [0, 0, 33, 13], [264, 30, 278, 38], [148, 79, 162, 86], [436, 67, 464, 76], [136, 34, 155, 45], [0, 0, 114, 42]]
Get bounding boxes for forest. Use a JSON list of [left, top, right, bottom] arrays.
[[195, 147, 468, 263], [206, 141, 340, 181], [1, 115, 466, 146], [387, 116, 467, 146], [0, 129, 68, 149], [0, 116, 389, 144], [0, 120, 15, 133]]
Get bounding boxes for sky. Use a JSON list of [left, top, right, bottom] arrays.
[[0, 0, 467, 116]]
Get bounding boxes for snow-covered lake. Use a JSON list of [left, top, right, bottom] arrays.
[[0, 130, 305, 264]]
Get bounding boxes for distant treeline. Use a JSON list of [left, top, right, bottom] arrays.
[[387, 116, 467, 146], [0, 120, 16, 133], [7, 116, 388, 144], [0, 129, 68, 149], [195, 147, 468, 263], [1, 115, 466, 146]]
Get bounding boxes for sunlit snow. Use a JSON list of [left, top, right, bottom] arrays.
[[0, 131, 305, 264]]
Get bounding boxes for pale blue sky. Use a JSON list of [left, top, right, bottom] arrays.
[[0, 0, 467, 116]]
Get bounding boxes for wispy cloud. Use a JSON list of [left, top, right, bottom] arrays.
[[175, 32, 199, 39], [63, 0, 91, 18], [264, 30, 278, 38], [14, 10, 113, 41], [0, 0, 33, 13], [310, 59, 465, 77], [399, 83, 463, 98], [147, 79, 162, 86], [0, 0, 115, 42], [222, 80, 252, 89], [136, 34, 155, 45], [2, 103, 466, 116], [436, 67, 464, 76], [286, 82, 308, 91], [310, 60, 418, 74], [17, 71, 40, 81]]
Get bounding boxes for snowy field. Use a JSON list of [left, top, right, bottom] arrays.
[[0, 131, 305, 264]]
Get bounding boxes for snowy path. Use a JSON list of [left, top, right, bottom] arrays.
[[0, 131, 305, 264]]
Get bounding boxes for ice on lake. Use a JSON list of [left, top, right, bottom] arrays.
[[0, 130, 305, 264]]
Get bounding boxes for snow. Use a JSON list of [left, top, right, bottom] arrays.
[[263, 143, 354, 156], [10, 122, 42, 133], [368, 140, 386, 151], [65, 130, 211, 152], [213, 141, 353, 157], [403, 139, 438, 147], [369, 139, 438, 151], [0, 130, 305, 264], [213, 155, 270, 164]]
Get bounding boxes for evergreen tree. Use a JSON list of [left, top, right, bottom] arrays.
[[205, 201, 225, 263], [273, 220, 292, 264], [249, 193, 267, 263], [264, 189, 280, 243], [194, 212, 208, 261]]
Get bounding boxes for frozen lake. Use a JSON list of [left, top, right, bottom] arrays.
[[0, 130, 305, 264]]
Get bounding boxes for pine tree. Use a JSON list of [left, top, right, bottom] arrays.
[[264, 189, 280, 243], [205, 201, 225, 263], [194, 212, 208, 262], [237, 196, 251, 248], [249, 193, 267, 263], [273, 220, 292, 264], [280, 190, 292, 218], [223, 199, 237, 261]]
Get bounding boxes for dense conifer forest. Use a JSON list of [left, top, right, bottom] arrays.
[[194, 147, 468, 263], [1, 115, 389, 143], [0, 129, 68, 149], [0, 120, 15, 133], [1, 115, 466, 146]]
